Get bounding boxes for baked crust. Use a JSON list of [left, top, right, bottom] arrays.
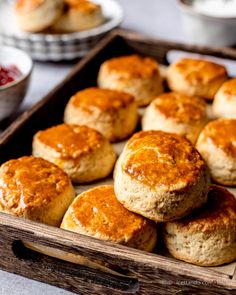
[[69, 87, 135, 113], [114, 130, 210, 222], [142, 92, 208, 143], [97, 55, 163, 106], [218, 78, 236, 96], [51, 0, 104, 32], [14, 0, 64, 32], [101, 55, 160, 79], [64, 88, 138, 142], [0, 156, 75, 226], [172, 58, 227, 85], [163, 186, 236, 266], [33, 124, 116, 183], [169, 186, 236, 233], [167, 58, 228, 101], [15, 0, 45, 12], [34, 124, 105, 161], [197, 119, 236, 158], [196, 119, 236, 185], [213, 78, 236, 118], [152, 92, 206, 123], [124, 130, 205, 188], [61, 185, 157, 251]]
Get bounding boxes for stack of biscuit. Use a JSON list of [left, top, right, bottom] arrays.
[[14, 0, 105, 33], [0, 53, 235, 268]]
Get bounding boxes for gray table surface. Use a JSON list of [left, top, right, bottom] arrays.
[[0, 0, 186, 294]]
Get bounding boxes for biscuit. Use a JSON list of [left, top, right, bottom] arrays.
[[163, 186, 236, 266], [213, 78, 236, 118], [51, 0, 104, 33], [142, 92, 208, 144], [32, 124, 116, 183], [0, 156, 75, 226], [64, 88, 138, 142], [114, 130, 210, 222], [14, 0, 64, 32], [196, 119, 236, 186], [167, 58, 228, 101], [61, 185, 157, 252], [97, 55, 163, 106]]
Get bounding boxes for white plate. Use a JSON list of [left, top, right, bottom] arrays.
[[0, 0, 124, 61]]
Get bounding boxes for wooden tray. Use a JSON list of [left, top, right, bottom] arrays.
[[0, 29, 236, 295]]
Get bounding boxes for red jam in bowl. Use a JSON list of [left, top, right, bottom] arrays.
[[0, 65, 22, 87]]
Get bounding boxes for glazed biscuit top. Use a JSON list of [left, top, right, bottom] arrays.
[[35, 124, 105, 160], [70, 88, 135, 113], [65, 0, 100, 13], [170, 186, 236, 233], [102, 55, 160, 79], [66, 185, 152, 242], [201, 119, 236, 157], [153, 92, 207, 123], [15, 0, 47, 12], [123, 131, 206, 188], [172, 58, 227, 85], [0, 156, 70, 215], [218, 78, 236, 96]]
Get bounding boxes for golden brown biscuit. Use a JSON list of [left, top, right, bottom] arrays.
[[14, 0, 64, 32], [213, 78, 236, 118], [196, 119, 236, 186], [61, 185, 157, 252], [64, 88, 138, 142], [163, 186, 236, 266], [114, 130, 210, 222], [97, 55, 163, 106], [142, 92, 208, 144], [51, 0, 104, 33], [167, 58, 228, 101], [0, 156, 75, 226], [33, 124, 116, 183]]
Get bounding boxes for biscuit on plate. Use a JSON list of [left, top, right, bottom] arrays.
[[163, 186, 236, 266], [14, 0, 64, 32], [33, 124, 116, 183], [51, 0, 104, 33], [213, 78, 236, 119], [97, 55, 163, 106], [114, 130, 210, 222], [61, 185, 157, 252], [196, 119, 236, 186], [0, 156, 75, 226], [142, 92, 208, 144], [167, 58, 228, 101], [64, 87, 138, 142]]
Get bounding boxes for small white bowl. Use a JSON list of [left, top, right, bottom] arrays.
[[0, 46, 33, 121], [178, 0, 236, 46]]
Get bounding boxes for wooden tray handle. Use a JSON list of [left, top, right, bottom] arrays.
[[0, 213, 234, 295], [9, 239, 139, 294]]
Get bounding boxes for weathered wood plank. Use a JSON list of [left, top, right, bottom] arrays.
[[0, 213, 235, 294]]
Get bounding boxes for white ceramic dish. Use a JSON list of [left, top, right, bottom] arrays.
[[0, 0, 124, 61], [0, 46, 33, 121], [178, 0, 236, 46]]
